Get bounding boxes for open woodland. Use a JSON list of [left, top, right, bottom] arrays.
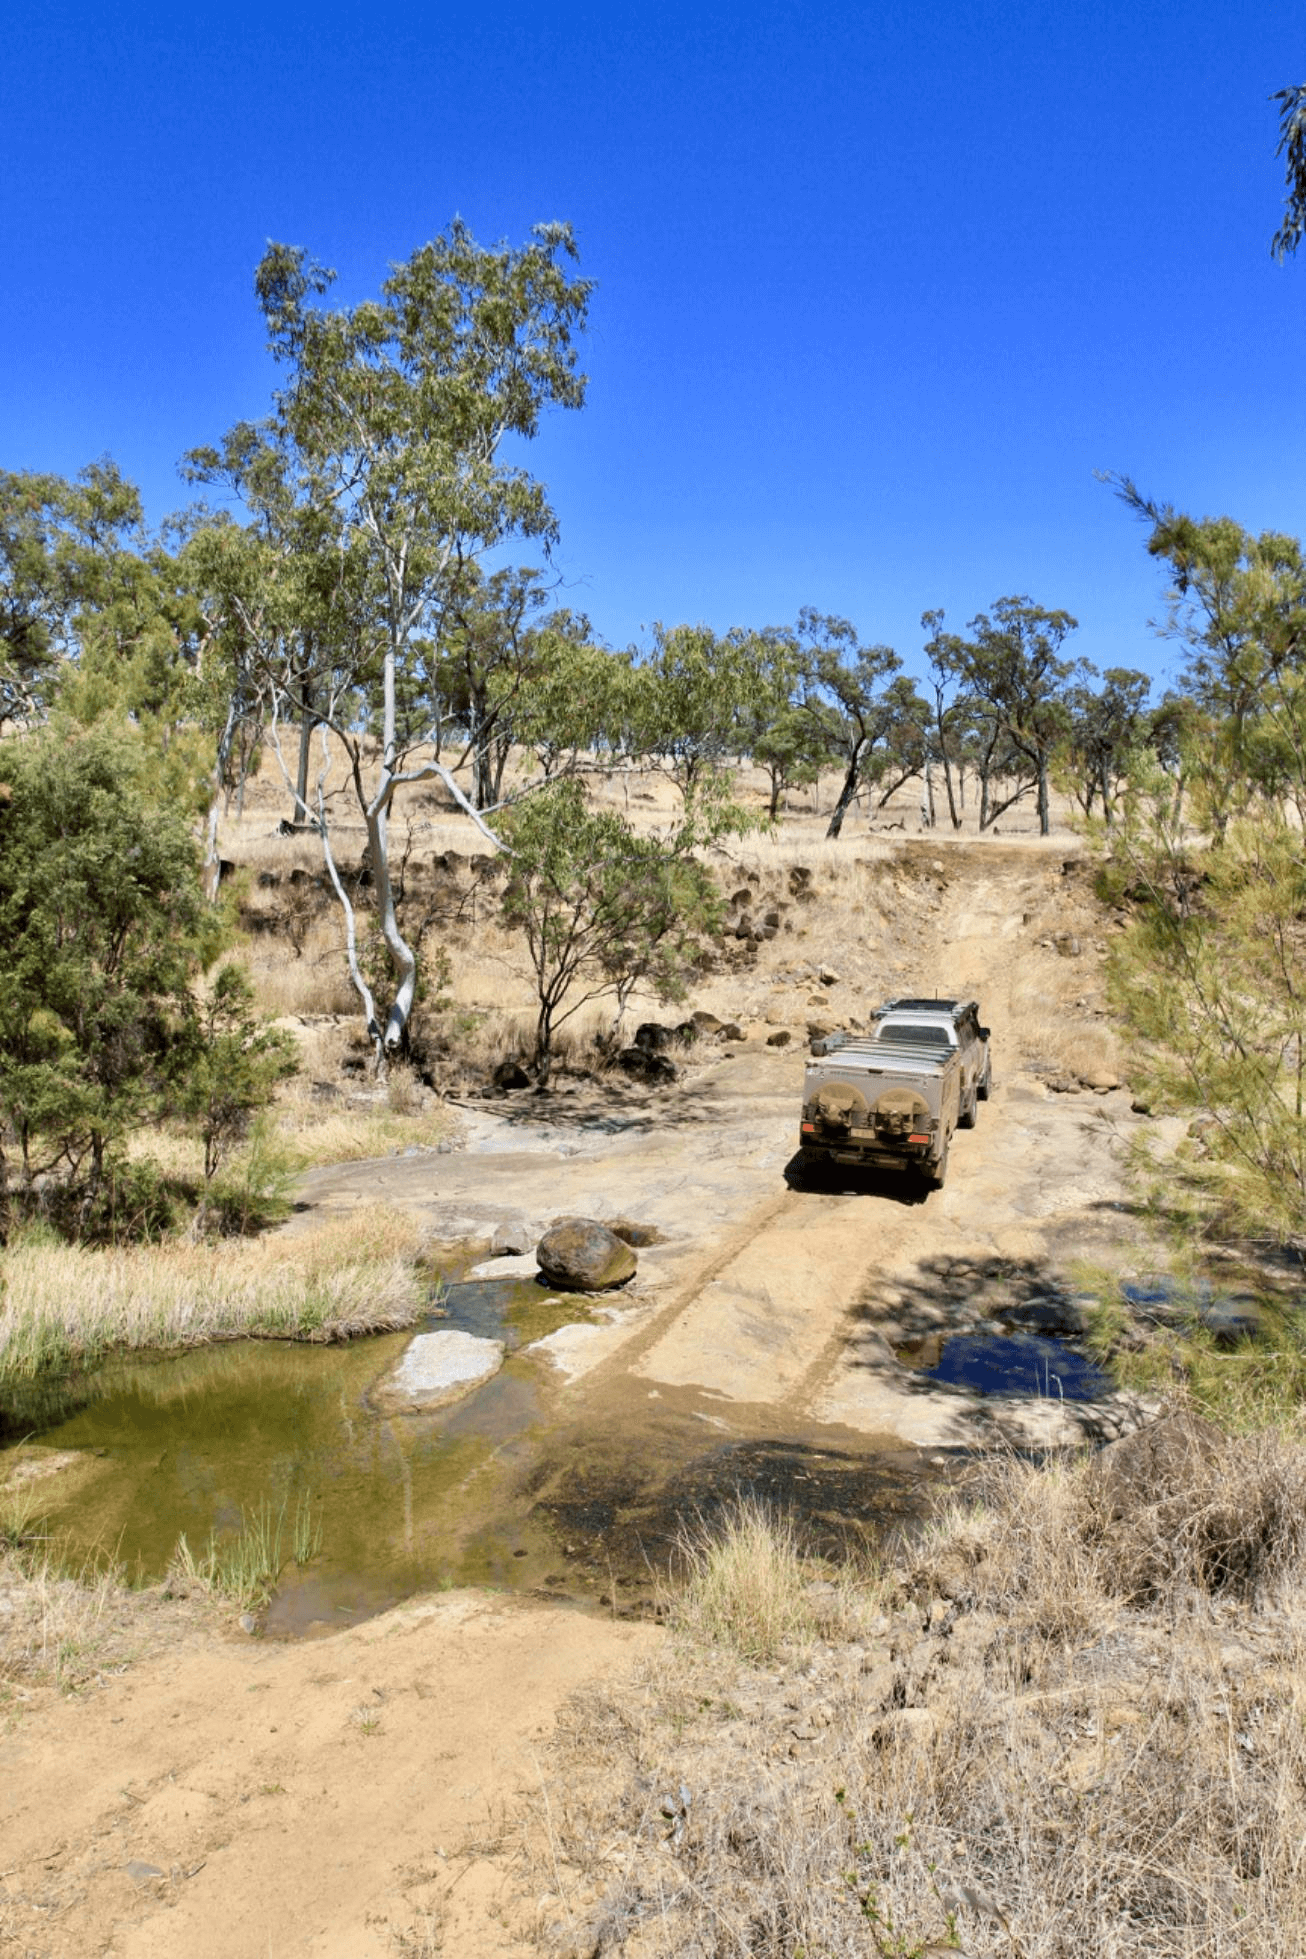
[[6, 109, 1306, 1949]]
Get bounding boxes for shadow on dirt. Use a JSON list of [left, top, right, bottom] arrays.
[[783, 1151, 930, 1206], [456, 1074, 737, 1137], [841, 1252, 1126, 1438]]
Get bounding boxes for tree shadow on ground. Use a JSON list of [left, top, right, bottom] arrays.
[[840, 1251, 1128, 1444], [455, 1074, 733, 1136]]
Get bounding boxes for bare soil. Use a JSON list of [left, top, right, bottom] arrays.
[[1, 832, 1169, 1955]]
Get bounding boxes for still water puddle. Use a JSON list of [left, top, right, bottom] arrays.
[[2, 1277, 597, 1635], [894, 1328, 1110, 1400]]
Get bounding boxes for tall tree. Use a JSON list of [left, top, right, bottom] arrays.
[[792, 609, 903, 838], [1105, 497, 1306, 1244], [499, 779, 726, 1087], [946, 597, 1083, 835], [0, 724, 218, 1228], [1062, 667, 1152, 823], [189, 221, 591, 1063]]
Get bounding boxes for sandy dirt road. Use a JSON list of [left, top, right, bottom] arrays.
[[1, 841, 1159, 1956]]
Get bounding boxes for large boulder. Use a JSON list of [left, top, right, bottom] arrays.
[[371, 1330, 504, 1413], [537, 1218, 637, 1291]]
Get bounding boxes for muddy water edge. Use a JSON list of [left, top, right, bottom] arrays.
[[3, 1263, 933, 1636]]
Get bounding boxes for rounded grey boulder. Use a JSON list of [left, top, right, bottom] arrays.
[[537, 1218, 637, 1292]]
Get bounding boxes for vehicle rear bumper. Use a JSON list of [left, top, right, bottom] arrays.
[[799, 1140, 927, 1173]]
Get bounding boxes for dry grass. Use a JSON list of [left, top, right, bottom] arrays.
[[523, 1430, 1306, 1957], [0, 1206, 428, 1386], [667, 1496, 878, 1664], [0, 1480, 212, 1695]]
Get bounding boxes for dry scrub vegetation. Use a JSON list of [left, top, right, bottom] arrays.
[[520, 1418, 1306, 1958], [0, 1206, 427, 1386]]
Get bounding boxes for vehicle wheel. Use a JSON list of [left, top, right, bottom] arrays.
[[976, 1062, 992, 1101], [924, 1139, 950, 1190], [958, 1087, 977, 1129]]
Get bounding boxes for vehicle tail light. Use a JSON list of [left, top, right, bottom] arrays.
[[800, 1121, 815, 1134], [908, 1132, 931, 1144]]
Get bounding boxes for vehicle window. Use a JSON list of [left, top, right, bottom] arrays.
[[876, 1023, 953, 1047]]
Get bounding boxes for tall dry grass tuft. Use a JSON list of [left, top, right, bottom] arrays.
[[526, 1424, 1306, 1958], [668, 1496, 873, 1663], [0, 1206, 428, 1387]]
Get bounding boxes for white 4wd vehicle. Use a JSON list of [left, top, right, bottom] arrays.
[[799, 996, 992, 1189]]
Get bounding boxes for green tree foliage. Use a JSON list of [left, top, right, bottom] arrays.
[[1272, 82, 1306, 261], [935, 596, 1083, 835], [632, 624, 766, 799], [179, 964, 299, 1187], [499, 780, 731, 1085], [792, 610, 905, 838], [738, 627, 825, 819], [0, 726, 218, 1225], [1062, 666, 1152, 822], [190, 220, 592, 1062], [432, 561, 620, 805], [0, 725, 292, 1240], [1106, 497, 1306, 1243]]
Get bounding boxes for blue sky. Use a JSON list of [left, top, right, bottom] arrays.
[[4, 2, 1303, 693]]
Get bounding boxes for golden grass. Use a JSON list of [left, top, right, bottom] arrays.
[[525, 1430, 1306, 1957], [0, 1206, 428, 1386]]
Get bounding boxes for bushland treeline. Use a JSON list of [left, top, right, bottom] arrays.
[[5, 195, 1306, 1248]]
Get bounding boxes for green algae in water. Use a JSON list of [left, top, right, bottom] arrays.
[[5, 1282, 580, 1633]]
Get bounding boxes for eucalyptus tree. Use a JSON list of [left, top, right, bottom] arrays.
[[736, 626, 823, 818], [1272, 81, 1306, 260], [189, 220, 591, 1062], [790, 609, 904, 838], [0, 461, 192, 734], [631, 624, 766, 800], [1062, 667, 1151, 823], [942, 597, 1083, 835], [499, 779, 726, 1087]]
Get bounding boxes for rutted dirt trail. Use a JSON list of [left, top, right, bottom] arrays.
[[1, 839, 1158, 1957]]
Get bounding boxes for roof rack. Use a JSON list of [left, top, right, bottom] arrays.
[[876, 996, 975, 1015]]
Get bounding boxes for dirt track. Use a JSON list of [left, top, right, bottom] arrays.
[[1, 838, 1164, 1957]]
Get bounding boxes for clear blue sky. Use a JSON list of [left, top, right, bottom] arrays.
[[4, 1, 1303, 693]]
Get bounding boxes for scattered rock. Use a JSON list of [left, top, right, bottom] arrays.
[[729, 888, 753, 909], [1082, 1069, 1122, 1093], [634, 1021, 695, 1052], [489, 1218, 533, 1256], [616, 1046, 677, 1084], [691, 1010, 723, 1035], [491, 1058, 532, 1092], [766, 1029, 792, 1047], [537, 1219, 637, 1292], [1053, 933, 1082, 957], [806, 1022, 832, 1042], [818, 968, 841, 987], [721, 1023, 744, 1042], [371, 1330, 505, 1413], [310, 1080, 343, 1103], [608, 1217, 662, 1247], [1130, 1096, 1153, 1115]]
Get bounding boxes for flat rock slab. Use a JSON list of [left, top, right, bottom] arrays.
[[371, 1330, 504, 1414]]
